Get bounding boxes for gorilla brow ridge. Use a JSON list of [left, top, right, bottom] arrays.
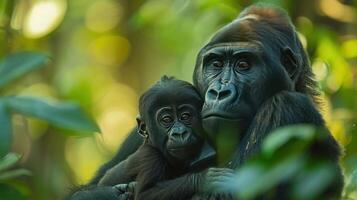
[[239, 4, 320, 104], [139, 76, 201, 119]]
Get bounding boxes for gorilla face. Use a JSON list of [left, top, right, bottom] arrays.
[[138, 77, 205, 164], [193, 16, 300, 140], [201, 43, 264, 121], [155, 103, 203, 161]]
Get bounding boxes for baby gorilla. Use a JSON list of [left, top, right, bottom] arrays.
[[98, 76, 213, 200]]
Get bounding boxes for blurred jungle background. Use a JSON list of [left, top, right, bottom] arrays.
[[0, 0, 356, 199]]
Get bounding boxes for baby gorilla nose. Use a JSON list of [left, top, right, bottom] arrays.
[[170, 126, 189, 141]]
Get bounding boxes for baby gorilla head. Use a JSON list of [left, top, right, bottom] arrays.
[[137, 76, 204, 165]]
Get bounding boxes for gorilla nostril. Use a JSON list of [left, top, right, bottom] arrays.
[[181, 131, 189, 140], [218, 89, 232, 100], [207, 89, 219, 99], [221, 79, 229, 84]]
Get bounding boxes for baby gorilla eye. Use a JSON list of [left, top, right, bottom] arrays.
[[180, 113, 191, 121], [161, 116, 173, 124], [212, 60, 224, 68], [236, 60, 250, 70]]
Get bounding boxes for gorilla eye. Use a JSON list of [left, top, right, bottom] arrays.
[[161, 116, 173, 124], [212, 60, 224, 68], [180, 113, 191, 121], [236, 60, 250, 70]]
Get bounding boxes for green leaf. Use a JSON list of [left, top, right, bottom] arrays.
[[0, 169, 32, 181], [345, 169, 357, 195], [230, 155, 305, 199], [292, 163, 335, 199], [5, 96, 100, 135], [262, 124, 315, 156], [0, 153, 21, 172], [0, 184, 26, 200], [0, 101, 11, 158], [0, 52, 49, 88]]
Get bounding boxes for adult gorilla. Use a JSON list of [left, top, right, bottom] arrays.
[[190, 4, 343, 198], [70, 4, 343, 199]]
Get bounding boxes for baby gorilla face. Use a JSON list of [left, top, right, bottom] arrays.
[[138, 76, 204, 165], [155, 103, 203, 161]]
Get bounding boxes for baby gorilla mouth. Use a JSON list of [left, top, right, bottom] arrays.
[[167, 143, 201, 161]]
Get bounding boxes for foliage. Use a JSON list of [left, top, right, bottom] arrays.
[[0, 52, 99, 199], [0, 52, 99, 156], [216, 125, 341, 199]]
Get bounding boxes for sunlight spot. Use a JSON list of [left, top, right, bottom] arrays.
[[312, 60, 328, 81], [88, 35, 130, 67], [318, 0, 355, 23], [297, 32, 307, 50], [65, 137, 106, 184], [342, 39, 357, 58], [85, 0, 122, 33], [23, 0, 66, 38], [95, 83, 138, 152]]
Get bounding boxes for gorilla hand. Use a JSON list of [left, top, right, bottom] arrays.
[[113, 182, 137, 200], [70, 185, 128, 200], [198, 168, 236, 193]]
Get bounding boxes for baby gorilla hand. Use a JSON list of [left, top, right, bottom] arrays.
[[199, 168, 236, 193], [113, 182, 137, 200]]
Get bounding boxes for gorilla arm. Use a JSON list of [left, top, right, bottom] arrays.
[[68, 143, 143, 200], [136, 167, 235, 200], [98, 145, 144, 186], [89, 128, 143, 185]]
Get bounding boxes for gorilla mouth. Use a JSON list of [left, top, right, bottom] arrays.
[[202, 111, 238, 120], [168, 143, 199, 151], [168, 143, 201, 160], [202, 114, 245, 142]]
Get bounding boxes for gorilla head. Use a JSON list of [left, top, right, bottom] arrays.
[[137, 76, 205, 163], [193, 5, 317, 140]]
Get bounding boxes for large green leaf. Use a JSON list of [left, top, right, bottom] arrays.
[[0, 153, 21, 172], [0, 52, 49, 88], [262, 124, 315, 157], [0, 169, 32, 181], [0, 101, 11, 158], [292, 163, 335, 199], [5, 96, 100, 135], [345, 169, 357, 196]]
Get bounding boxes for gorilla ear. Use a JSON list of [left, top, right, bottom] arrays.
[[281, 47, 299, 80], [136, 115, 148, 138]]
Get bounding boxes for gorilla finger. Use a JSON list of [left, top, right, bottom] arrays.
[[208, 168, 235, 173], [117, 193, 131, 200], [207, 170, 235, 177], [114, 183, 129, 193], [127, 181, 137, 193]]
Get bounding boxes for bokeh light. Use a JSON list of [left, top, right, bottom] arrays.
[[318, 0, 356, 23], [312, 60, 328, 81], [88, 35, 130, 67], [65, 137, 106, 184], [95, 83, 138, 152], [342, 39, 357, 58], [23, 0, 67, 38], [85, 0, 122, 33]]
